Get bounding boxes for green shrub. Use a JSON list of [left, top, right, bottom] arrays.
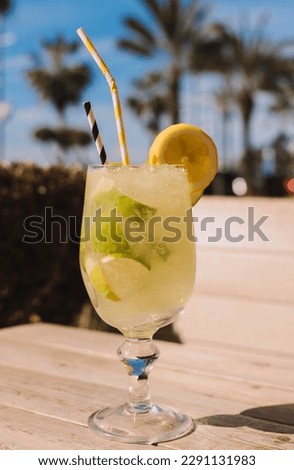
[[0, 162, 86, 327]]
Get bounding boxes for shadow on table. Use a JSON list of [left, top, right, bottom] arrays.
[[196, 404, 294, 435]]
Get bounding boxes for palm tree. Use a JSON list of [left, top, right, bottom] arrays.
[[127, 71, 169, 135], [270, 84, 294, 179], [214, 83, 233, 169], [270, 81, 294, 133], [118, 0, 224, 128], [27, 36, 92, 121], [212, 16, 294, 188], [27, 36, 92, 162]]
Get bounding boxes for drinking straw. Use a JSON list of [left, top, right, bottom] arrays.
[[83, 101, 108, 165], [77, 27, 130, 165]]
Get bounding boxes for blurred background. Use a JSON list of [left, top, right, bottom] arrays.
[[0, 0, 293, 338]]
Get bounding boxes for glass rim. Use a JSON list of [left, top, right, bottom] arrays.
[[87, 163, 187, 170]]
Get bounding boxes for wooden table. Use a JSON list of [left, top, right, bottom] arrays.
[[1, 197, 293, 449], [0, 322, 293, 450]]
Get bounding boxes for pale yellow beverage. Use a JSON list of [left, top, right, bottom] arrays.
[[80, 164, 195, 338]]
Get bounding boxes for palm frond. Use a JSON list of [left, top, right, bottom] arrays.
[[123, 17, 155, 45], [133, 71, 163, 90], [117, 39, 153, 56], [35, 127, 91, 149], [141, 0, 161, 18]]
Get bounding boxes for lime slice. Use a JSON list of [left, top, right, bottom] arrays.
[[94, 188, 156, 220], [148, 123, 218, 205], [93, 187, 119, 211], [85, 258, 120, 302], [108, 250, 151, 270], [116, 194, 156, 219], [91, 188, 156, 255], [101, 254, 150, 299], [91, 217, 129, 255]]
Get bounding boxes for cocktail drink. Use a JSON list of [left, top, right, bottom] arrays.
[[80, 164, 196, 443], [81, 164, 195, 338], [77, 27, 218, 444]]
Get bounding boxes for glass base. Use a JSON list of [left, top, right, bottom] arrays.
[[88, 403, 195, 444]]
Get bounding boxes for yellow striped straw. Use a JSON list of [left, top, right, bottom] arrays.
[[76, 27, 130, 165]]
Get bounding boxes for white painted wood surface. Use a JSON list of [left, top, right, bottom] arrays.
[[0, 323, 293, 450]]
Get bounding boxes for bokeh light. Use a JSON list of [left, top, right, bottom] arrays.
[[232, 177, 248, 196], [284, 178, 294, 195]]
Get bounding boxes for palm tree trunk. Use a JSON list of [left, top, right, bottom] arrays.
[[241, 113, 251, 168], [169, 65, 180, 124], [221, 109, 230, 170], [243, 115, 250, 156], [239, 92, 255, 191]]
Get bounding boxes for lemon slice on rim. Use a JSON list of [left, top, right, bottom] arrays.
[[148, 123, 218, 205]]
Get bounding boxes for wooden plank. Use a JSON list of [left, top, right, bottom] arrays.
[[0, 364, 293, 450], [0, 363, 124, 424], [1, 325, 293, 450], [161, 419, 294, 450], [195, 247, 294, 303], [1, 357, 293, 425], [192, 197, 294, 307], [0, 361, 293, 450], [0, 336, 123, 389], [0, 323, 122, 355], [194, 196, 294, 253], [0, 328, 293, 424], [178, 292, 294, 353], [1, 324, 293, 389], [0, 405, 147, 450]]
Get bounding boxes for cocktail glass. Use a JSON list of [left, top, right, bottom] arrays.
[[80, 164, 196, 444]]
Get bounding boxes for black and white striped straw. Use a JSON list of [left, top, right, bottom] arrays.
[[83, 101, 108, 165]]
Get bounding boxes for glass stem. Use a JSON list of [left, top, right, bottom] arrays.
[[117, 339, 160, 413]]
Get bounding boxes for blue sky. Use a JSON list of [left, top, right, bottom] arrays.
[[2, 0, 294, 166]]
